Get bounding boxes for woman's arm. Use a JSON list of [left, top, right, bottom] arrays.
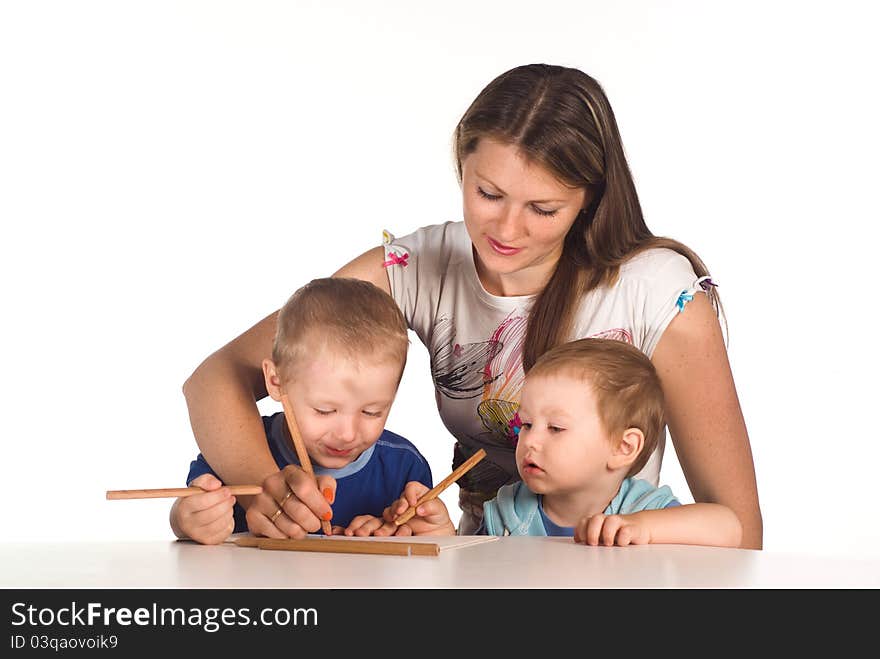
[[651, 294, 763, 549], [181, 246, 391, 504]]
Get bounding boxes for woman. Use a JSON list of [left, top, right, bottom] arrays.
[[183, 64, 762, 548]]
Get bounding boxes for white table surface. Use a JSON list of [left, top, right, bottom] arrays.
[[2, 537, 879, 588]]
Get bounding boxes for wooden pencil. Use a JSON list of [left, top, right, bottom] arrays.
[[234, 536, 440, 557], [393, 448, 487, 525], [106, 485, 262, 500], [280, 394, 333, 535]]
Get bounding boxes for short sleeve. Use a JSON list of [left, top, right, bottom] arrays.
[[609, 478, 680, 514], [627, 249, 708, 357], [381, 222, 461, 346], [185, 453, 217, 486]]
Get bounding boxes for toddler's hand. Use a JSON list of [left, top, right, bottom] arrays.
[[574, 513, 650, 546], [376, 481, 456, 536], [170, 473, 236, 545], [341, 514, 389, 537]]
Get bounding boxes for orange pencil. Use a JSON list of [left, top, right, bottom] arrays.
[[280, 394, 333, 535], [234, 536, 440, 557], [106, 485, 262, 500]]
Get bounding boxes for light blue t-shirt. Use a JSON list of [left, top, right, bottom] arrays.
[[481, 477, 681, 536]]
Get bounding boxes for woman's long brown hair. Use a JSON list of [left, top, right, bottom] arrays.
[[454, 64, 723, 370]]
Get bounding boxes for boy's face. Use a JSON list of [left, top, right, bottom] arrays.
[[269, 347, 401, 469], [514, 373, 614, 495]]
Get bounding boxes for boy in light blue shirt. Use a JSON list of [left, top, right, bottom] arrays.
[[381, 338, 742, 547]]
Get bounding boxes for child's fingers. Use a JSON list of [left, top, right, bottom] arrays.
[[391, 522, 413, 537], [400, 481, 431, 507], [413, 498, 448, 524], [601, 515, 623, 546], [179, 496, 236, 544], [371, 519, 404, 537], [188, 473, 224, 491], [615, 525, 634, 546], [379, 497, 406, 521], [583, 514, 607, 546], [196, 515, 236, 545], [343, 516, 368, 536], [179, 486, 234, 516], [385, 482, 429, 519], [184, 495, 236, 529], [197, 510, 236, 541], [345, 515, 384, 537]]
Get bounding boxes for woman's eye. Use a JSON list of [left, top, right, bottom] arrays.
[[477, 186, 501, 201], [531, 205, 558, 217]]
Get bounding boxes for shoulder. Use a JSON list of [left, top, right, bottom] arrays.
[[612, 477, 679, 513], [373, 429, 430, 465], [385, 221, 468, 260], [393, 220, 466, 242], [618, 247, 696, 284]]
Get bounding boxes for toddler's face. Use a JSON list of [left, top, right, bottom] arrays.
[[281, 348, 400, 469], [514, 373, 613, 495]]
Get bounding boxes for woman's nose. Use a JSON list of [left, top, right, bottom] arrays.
[[494, 204, 524, 241]]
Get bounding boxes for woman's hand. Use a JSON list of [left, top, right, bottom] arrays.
[[245, 466, 336, 539]]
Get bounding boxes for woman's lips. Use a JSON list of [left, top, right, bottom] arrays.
[[487, 236, 523, 256]]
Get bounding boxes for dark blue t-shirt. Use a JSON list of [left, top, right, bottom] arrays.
[[187, 412, 432, 533]]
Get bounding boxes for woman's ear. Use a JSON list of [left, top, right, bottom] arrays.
[[262, 359, 284, 402], [607, 428, 644, 471]]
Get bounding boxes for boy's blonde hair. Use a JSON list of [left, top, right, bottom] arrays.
[[272, 278, 409, 383], [526, 338, 665, 476]]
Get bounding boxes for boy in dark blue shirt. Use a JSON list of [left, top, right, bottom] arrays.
[[170, 278, 432, 544]]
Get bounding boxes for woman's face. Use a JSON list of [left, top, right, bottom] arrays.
[[461, 138, 588, 296]]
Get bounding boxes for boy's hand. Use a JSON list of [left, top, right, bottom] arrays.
[[245, 465, 335, 539], [375, 481, 456, 536], [340, 514, 388, 537], [574, 513, 651, 546], [170, 473, 236, 545]]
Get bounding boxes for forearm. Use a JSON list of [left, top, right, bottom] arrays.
[[634, 503, 743, 548], [182, 352, 278, 487], [723, 500, 762, 550], [653, 294, 763, 549]]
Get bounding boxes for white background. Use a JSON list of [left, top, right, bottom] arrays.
[[1, 1, 878, 558]]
